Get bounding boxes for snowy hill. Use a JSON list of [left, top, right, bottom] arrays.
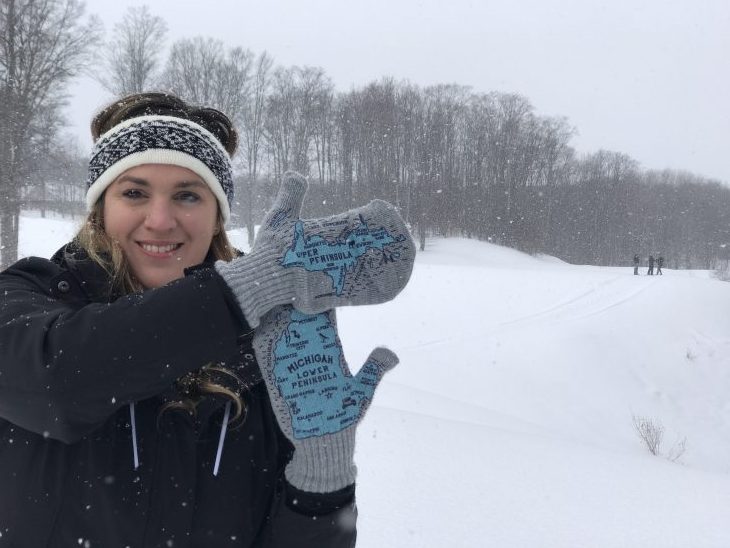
[[17, 216, 730, 547]]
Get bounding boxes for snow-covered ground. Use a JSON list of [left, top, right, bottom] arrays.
[[17, 215, 730, 547]]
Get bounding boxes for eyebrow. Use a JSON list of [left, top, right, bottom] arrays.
[[114, 176, 207, 189]]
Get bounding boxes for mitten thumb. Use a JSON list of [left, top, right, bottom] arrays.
[[258, 171, 308, 239], [353, 347, 399, 395]]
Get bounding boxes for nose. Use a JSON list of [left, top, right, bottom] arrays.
[[144, 199, 177, 232]]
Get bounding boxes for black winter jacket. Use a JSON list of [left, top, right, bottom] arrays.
[[0, 245, 356, 547]]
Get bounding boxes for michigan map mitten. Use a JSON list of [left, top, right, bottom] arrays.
[[253, 305, 397, 492], [215, 171, 416, 327]]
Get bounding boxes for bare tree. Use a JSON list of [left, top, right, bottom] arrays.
[[0, 0, 98, 268], [290, 66, 331, 174], [163, 37, 253, 117], [264, 67, 297, 179], [163, 37, 222, 104], [98, 5, 167, 95], [263, 66, 332, 179], [310, 80, 334, 186], [239, 51, 272, 246], [334, 89, 360, 209]]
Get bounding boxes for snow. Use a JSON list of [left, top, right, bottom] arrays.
[[17, 217, 730, 547]]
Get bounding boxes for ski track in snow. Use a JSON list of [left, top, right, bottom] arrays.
[[496, 275, 659, 329], [405, 274, 661, 351]]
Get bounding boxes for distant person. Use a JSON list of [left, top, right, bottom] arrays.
[[657, 255, 664, 275], [0, 92, 416, 546], [633, 254, 640, 275], [648, 255, 655, 275]]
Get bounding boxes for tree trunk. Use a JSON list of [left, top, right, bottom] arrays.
[[245, 169, 256, 248], [0, 200, 20, 269]]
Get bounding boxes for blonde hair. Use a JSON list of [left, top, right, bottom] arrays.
[[79, 91, 247, 425]]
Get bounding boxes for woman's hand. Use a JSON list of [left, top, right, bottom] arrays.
[[253, 305, 397, 493], [215, 171, 415, 327]]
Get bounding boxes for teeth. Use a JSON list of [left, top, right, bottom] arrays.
[[141, 243, 178, 254]]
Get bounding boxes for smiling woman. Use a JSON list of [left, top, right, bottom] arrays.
[[0, 92, 405, 547], [102, 165, 220, 289], [77, 94, 239, 294]]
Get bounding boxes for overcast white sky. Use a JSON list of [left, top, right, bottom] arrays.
[[67, 0, 730, 183]]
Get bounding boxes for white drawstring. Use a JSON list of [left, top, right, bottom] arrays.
[[213, 401, 232, 476], [129, 402, 139, 470], [129, 400, 230, 475]]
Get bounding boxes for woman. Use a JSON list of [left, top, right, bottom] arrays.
[[0, 93, 414, 547]]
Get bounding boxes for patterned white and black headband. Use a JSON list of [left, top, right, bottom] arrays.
[[86, 115, 234, 223]]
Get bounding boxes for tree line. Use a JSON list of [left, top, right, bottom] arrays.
[[2, 1, 728, 270]]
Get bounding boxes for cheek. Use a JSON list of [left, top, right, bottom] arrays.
[[101, 202, 121, 239], [182, 210, 219, 250], [102, 203, 129, 241], [189, 205, 218, 234], [101, 198, 142, 246]]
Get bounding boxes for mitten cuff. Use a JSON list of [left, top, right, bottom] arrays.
[[214, 249, 296, 328], [285, 430, 357, 493]]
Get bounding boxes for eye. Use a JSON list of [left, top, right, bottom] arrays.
[[121, 188, 145, 200], [176, 191, 201, 203]]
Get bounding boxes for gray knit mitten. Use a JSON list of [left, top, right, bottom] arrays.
[[215, 171, 415, 328], [253, 305, 397, 493]]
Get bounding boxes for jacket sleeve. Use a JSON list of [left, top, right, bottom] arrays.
[[0, 259, 245, 443], [256, 481, 357, 548], [252, 398, 358, 548]]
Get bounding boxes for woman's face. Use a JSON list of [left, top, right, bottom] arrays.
[[103, 164, 220, 289]]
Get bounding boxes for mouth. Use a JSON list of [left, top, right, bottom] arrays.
[[137, 242, 183, 256]]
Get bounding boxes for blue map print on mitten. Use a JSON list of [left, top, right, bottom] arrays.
[[280, 216, 398, 295], [272, 309, 380, 439]]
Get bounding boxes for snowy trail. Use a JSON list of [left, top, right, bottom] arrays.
[[495, 275, 657, 328]]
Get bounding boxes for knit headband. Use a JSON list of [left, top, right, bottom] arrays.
[[86, 115, 234, 224]]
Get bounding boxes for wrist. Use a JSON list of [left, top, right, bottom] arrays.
[[285, 481, 356, 516], [285, 430, 357, 493], [214, 250, 296, 327]]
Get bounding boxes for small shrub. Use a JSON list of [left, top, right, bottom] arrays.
[[632, 415, 664, 455], [632, 415, 687, 463]]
